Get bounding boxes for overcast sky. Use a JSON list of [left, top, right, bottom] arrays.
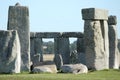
[[0, 0, 120, 40]]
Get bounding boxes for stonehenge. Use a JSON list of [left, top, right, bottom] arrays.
[[82, 8, 109, 70], [0, 3, 120, 73], [0, 30, 21, 73], [108, 16, 119, 69], [7, 4, 30, 71]]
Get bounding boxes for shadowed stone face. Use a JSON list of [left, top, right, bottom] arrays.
[[7, 4, 30, 71], [0, 30, 21, 73], [108, 15, 119, 69]]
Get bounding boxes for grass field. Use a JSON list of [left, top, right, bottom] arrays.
[[0, 69, 120, 80]]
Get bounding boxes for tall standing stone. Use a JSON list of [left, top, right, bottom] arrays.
[[77, 38, 85, 64], [7, 3, 30, 71], [34, 38, 43, 62], [82, 8, 109, 70], [0, 30, 21, 73], [54, 38, 70, 64], [108, 16, 119, 69]]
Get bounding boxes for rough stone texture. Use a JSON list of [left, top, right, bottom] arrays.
[[108, 16, 117, 25], [35, 32, 61, 38], [108, 16, 119, 69], [70, 50, 79, 64], [34, 38, 43, 62], [54, 38, 70, 64], [84, 20, 109, 70], [7, 5, 30, 71], [30, 32, 83, 38], [118, 39, 120, 52], [82, 8, 109, 70], [0, 30, 21, 73], [32, 67, 53, 73], [30, 38, 43, 65], [82, 8, 108, 20], [62, 32, 84, 38], [32, 65, 57, 73], [101, 20, 109, 69], [61, 64, 88, 74], [77, 38, 85, 64], [54, 54, 63, 70]]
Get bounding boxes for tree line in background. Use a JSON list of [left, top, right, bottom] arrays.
[[43, 41, 77, 54]]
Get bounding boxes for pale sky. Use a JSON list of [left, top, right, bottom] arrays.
[[0, 0, 120, 40]]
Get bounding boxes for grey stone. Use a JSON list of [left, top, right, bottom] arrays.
[[54, 54, 63, 70], [35, 32, 61, 38], [70, 50, 79, 64], [61, 64, 88, 74], [30, 38, 43, 65], [77, 38, 85, 64], [84, 20, 109, 70], [82, 8, 108, 20], [54, 38, 70, 64], [32, 67, 53, 73], [7, 5, 30, 71], [108, 17, 119, 69], [34, 38, 43, 62], [30, 32, 36, 38], [100, 20, 109, 69], [61, 32, 83, 38], [32, 65, 57, 73], [108, 16, 117, 25], [0, 30, 21, 73]]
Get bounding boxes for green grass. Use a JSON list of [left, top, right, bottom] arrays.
[[0, 69, 120, 80]]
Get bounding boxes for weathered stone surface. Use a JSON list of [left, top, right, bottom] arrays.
[[35, 32, 61, 38], [30, 32, 36, 38], [32, 65, 57, 73], [61, 64, 88, 74], [0, 30, 21, 73], [118, 39, 120, 52], [34, 38, 43, 62], [30, 38, 43, 65], [54, 54, 63, 70], [101, 20, 109, 69], [82, 8, 108, 20], [70, 50, 79, 64], [54, 38, 70, 64], [62, 32, 83, 38], [108, 16, 117, 25], [77, 38, 85, 64], [7, 5, 30, 71], [84, 20, 109, 70], [32, 67, 52, 73], [108, 17, 119, 69], [30, 32, 83, 38]]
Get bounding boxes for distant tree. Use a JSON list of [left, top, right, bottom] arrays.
[[70, 41, 77, 52], [43, 41, 54, 54], [42, 40, 77, 54]]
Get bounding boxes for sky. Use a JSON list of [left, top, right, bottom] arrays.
[[0, 0, 120, 41]]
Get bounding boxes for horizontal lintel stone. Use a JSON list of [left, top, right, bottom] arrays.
[[82, 8, 108, 20], [30, 32, 84, 38]]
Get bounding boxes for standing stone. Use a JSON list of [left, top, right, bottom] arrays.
[[54, 38, 70, 64], [7, 4, 30, 71], [82, 8, 109, 70], [77, 38, 85, 64], [54, 54, 63, 70], [0, 30, 21, 73], [34, 38, 43, 62], [108, 16, 119, 69]]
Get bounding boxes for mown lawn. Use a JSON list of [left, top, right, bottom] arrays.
[[0, 69, 120, 80]]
